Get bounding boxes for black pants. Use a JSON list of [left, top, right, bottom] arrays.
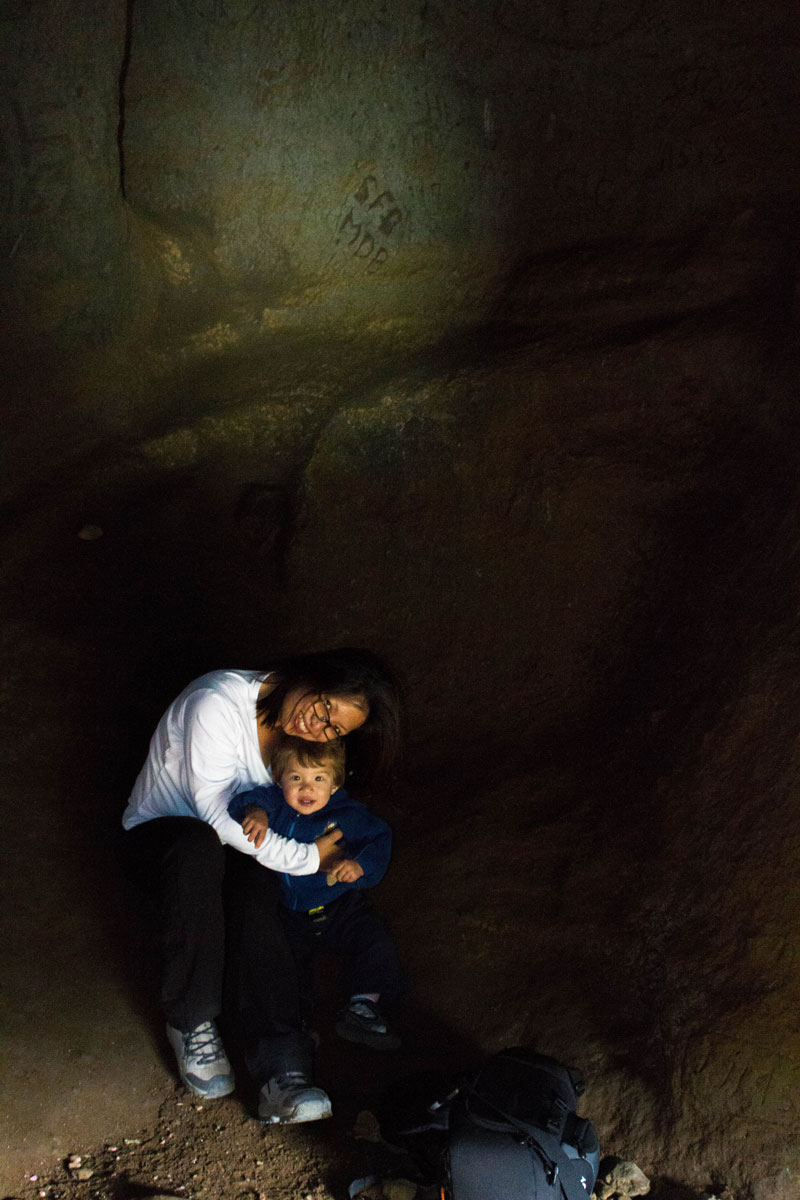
[[279, 890, 405, 1026], [120, 816, 314, 1083]]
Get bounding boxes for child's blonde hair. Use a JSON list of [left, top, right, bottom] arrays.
[[270, 735, 346, 789]]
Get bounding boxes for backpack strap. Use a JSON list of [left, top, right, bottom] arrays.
[[464, 1078, 573, 1143], [562, 1112, 596, 1157], [524, 1126, 595, 1200], [461, 1088, 594, 1200]]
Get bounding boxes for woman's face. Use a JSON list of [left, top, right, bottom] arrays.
[[279, 688, 368, 742]]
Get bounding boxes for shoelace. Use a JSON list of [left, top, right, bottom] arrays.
[[276, 1072, 311, 1089], [184, 1021, 227, 1065]]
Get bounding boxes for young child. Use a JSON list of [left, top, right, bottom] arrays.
[[228, 736, 404, 1049]]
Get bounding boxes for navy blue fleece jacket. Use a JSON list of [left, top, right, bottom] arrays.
[[228, 783, 392, 911]]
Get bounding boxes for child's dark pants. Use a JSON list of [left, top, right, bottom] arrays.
[[278, 890, 405, 1024]]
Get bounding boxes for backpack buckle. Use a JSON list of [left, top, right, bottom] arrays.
[[547, 1095, 570, 1135]]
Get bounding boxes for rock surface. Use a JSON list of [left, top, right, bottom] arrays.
[[2, 3, 800, 1199]]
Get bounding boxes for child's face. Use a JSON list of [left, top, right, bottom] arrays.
[[279, 755, 337, 816]]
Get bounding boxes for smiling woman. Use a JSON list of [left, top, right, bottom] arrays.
[[255, 647, 401, 773], [119, 647, 401, 1127], [277, 692, 366, 742]]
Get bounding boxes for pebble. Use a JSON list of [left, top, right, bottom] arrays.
[[350, 1110, 383, 1142], [595, 1159, 650, 1198]]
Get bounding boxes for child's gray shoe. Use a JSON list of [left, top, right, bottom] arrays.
[[258, 1072, 332, 1124], [335, 999, 401, 1050], [166, 1020, 235, 1098]]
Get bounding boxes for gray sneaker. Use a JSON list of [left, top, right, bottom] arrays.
[[335, 999, 401, 1050], [166, 1021, 235, 1098], [258, 1072, 332, 1124]]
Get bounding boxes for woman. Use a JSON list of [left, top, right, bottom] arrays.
[[121, 647, 400, 1124]]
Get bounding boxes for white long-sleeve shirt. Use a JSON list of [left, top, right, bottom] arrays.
[[122, 670, 320, 874]]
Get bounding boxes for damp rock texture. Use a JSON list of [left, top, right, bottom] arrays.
[[1, 2, 800, 1199]]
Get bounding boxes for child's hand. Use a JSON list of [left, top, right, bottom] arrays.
[[242, 807, 270, 850], [327, 858, 364, 884]]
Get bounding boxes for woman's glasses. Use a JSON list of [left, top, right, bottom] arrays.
[[311, 696, 342, 741]]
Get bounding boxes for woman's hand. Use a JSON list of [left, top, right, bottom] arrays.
[[326, 858, 365, 884], [242, 808, 270, 850], [316, 826, 344, 869]]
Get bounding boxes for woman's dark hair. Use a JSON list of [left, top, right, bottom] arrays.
[[256, 647, 401, 782]]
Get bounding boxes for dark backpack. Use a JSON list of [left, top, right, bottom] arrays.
[[441, 1048, 600, 1200]]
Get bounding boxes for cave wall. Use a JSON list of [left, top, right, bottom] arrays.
[[3, 0, 794, 493], [2, 1, 800, 1195], [121, 0, 787, 312]]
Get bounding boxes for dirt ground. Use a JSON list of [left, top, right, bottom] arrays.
[[0, 985, 487, 1200], [0, 1027, 676, 1200], [2, 1078, 432, 1200]]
